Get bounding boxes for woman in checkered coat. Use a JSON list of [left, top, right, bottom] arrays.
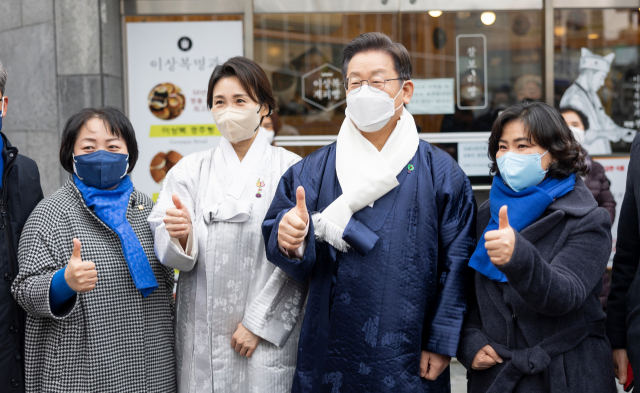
[[11, 108, 176, 392]]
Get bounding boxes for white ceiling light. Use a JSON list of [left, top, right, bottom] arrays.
[[481, 12, 496, 25]]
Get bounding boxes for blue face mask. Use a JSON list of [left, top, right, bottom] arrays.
[[73, 150, 129, 190], [497, 150, 549, 192]]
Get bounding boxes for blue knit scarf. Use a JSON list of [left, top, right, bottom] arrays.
[[73, 175, 158, 297], [469, 173, 576, 282]]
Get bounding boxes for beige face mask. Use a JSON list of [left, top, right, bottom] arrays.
[[211, 104, 262, 143]]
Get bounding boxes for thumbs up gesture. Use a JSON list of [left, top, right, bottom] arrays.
[[484, 206, 516, 266], [278, 186, 309, 251], [163, 193, 191, 247], [64, 238, 98, 293]]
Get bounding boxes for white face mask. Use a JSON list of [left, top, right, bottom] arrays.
[[569, 126, 586, 145], [260, 127, 275, 144], [211, 104, 262, 143], [345, 81, 405, 132]]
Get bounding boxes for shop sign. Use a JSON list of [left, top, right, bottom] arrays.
[[456, 34, 487, 110], [301, 63, 346, 111]]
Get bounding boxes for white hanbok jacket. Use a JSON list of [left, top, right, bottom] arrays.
[[148, 130, 307, 393]]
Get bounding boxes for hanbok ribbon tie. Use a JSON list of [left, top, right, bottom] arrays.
[[203, 200, 253, 224], [312, 108, 419, 254]]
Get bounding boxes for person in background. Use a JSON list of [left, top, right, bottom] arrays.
[[561, 106, 616, 309], [148, 57, 305, 393], [606, 132, 640, 389], [0, 60, 44, 392], [12, 108, 175, 392], [514, 74, 542, 102], [476, 85, 511, 132], [261, 111, 279, 145], [458, 101, 616, 392], [263, 32, 476, 392]]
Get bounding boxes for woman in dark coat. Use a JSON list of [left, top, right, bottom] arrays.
[[458, 101, 617, 392], [561, 106, 616, 308]]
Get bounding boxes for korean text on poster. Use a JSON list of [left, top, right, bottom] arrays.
[[458, 142, 491, 176], [406, 79, 455, 115]]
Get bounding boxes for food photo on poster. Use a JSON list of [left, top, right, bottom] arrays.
[[126, 20, 244, 200], [148, 83, 186, 120]]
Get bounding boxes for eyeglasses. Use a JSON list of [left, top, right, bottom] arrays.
[[343, 76, 404, 93]]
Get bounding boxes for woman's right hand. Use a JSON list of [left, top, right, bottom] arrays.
[[471, 345, 503, 370], [65, 238, 98, 293], [163, 194, 191, 246]]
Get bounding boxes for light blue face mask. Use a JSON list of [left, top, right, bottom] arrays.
[[497, 150, 549, 192]]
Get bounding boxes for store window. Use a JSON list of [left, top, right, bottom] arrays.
[[554, 8, 639, 155], [554, 7, 639, 262], [254, 10, 544, 163]]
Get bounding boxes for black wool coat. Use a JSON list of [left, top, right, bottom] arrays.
[[607, 133, 640, 371], [458, 177, 617, 393], [0, 132, 43, 393]]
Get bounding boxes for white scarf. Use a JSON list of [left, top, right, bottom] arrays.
[[312, 108, 420, 251]]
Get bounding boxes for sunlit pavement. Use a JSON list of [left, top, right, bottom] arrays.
[[450, 359, 467, 393], [449, 358, 631, 393]]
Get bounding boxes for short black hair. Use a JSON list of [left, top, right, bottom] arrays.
[[559, 106, 590, 130], [60, 107, 138, 174], [206, 56, 276, 116], [342, 32, 412, 82], [488, 101, 587, 178]]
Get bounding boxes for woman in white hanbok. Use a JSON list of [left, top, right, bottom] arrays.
[[148, 57, 306, 393]]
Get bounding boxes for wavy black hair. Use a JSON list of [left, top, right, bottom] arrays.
[[488, 101, 587, 178]]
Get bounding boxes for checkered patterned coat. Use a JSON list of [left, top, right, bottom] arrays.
[[11, 179, 176, 393]]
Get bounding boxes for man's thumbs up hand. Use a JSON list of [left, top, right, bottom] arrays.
[[293, 186, 309, 224], [65, 238, 98, 293], [484, 206, 516, 266], [278, 186, 309, 251]]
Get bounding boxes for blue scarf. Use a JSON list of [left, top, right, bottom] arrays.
[[469, 173, 576, 282], [73, 175, 158, 297]]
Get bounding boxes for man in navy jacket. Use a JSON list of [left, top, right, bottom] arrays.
[[0, 60, 44, 392], [607, 132, 640, 388]]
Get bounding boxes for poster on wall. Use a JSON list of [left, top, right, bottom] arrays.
[[126, 21, 243, 199], [593, 156, 630, 267], [457, 142, 491, 176], [559, 48, 636, 155], [406, 78, 455, 115]]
